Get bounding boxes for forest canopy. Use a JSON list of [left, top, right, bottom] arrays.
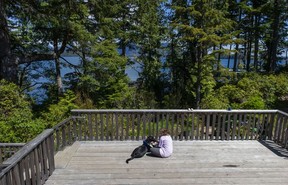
[[0, 0, 288, 142]]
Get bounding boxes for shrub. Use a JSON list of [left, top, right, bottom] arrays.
[[0, 80, 44, 142]]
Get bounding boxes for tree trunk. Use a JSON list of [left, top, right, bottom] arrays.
[[253, 13, 260, 71], [120, 39, 126, 56], [0, 0, 18, 83], [227, 44, 232, 69], [53, 39, 63, 97], [233, 4, 242, 72], [195, 46, 202, 109], [233, 43, 239, 72], [267, 0, 280, 72], [246, 37, 252, 72], [217, 44, 222, 71], [55, 57, 63, 96], [242, 35, 247, 70]]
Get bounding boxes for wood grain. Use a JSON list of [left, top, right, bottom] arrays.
[[45, 140, 288, 185]]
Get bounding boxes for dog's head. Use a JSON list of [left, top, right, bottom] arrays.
[[146, 136, 156, 142], [144, 136, 158, 148]]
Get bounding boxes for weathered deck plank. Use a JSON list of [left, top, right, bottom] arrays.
[[45, 141, 288, 185]]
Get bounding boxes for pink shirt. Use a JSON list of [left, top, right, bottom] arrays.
[[158, 135, 173, 157]]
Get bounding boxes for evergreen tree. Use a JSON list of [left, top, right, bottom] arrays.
[[29, 0, 90, 97], [170, 0, 236, 108], [0, 0, 19, 83], [72, 0, 131, 108], [262, 0, 288, 72], [77, 40, 129, 108], [134, 0, 165, 107], [237, 0, 269, 72]]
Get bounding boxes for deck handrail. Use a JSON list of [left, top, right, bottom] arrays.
[[70, 109, 287, 142], [0, 129, 54, 185], [0, 109, 287, 185], [71, 109, 280, 113]]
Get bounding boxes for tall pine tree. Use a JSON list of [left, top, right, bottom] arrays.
[[170, 0, 236, 108]]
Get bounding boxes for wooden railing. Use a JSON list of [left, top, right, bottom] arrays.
[[0, 129, 54, 185], [70, 109, 288, 147], [0, 109, 287, 185], [52, 116, 85, 152], [273, 110, 288, 148], [0, 143, 25, 164]]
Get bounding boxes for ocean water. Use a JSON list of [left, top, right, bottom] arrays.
[[35, 56, 288, 82], [28, 56, 287, 102], [60, 57, 288, 81], [60, 57, 232, 80], [59, 56, 141, 81]]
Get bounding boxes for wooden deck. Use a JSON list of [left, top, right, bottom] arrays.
[[44, 140, 288, 185]]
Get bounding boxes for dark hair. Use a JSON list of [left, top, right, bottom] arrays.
[[159, 128, 170, 136]]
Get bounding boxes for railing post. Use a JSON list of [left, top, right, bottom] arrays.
[[285, 129, 288, 149], [125, 113, 129, 140], [268, 113, 274, 140], [0, 148, 2, 164], [48, 133, 55, 175], [280, 116, 287, 145], [131, 113, 135, 141], [136, 113, 140, 140], [72, 118, 77, 142], [190, 112, 195, 140], [62, 126, 66, 149], [227, 113, 231, 141], [56, 129, 60, 151]]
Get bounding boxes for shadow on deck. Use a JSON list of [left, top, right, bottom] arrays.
[[259, 140, 288, 159], [45, 140, 288, 185]]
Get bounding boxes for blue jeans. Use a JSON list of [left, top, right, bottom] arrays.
[[149, 147, 161, 157]]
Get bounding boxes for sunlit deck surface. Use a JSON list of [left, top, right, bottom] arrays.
[[45, 140, 288, 185]]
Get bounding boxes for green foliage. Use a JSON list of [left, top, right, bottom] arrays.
[[201, 73, 288, 109], [0, 80, 44, 142], [0, 80, 30, 118], [128, 88, 158, 109], [200, 62, 217, 97], [132, 0, 165, 106], [76, 40, 131, 109], [213, 68, 240, 86], [41, 90, 78, 128], [200, 93, 229, 109], [168, 0, 237, 108], [240, 96, 265, 109]]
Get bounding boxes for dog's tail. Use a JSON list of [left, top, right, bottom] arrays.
[[126, 157, 134, 164]]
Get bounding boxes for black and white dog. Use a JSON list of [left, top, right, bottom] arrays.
[[126, 136, 158, 164]]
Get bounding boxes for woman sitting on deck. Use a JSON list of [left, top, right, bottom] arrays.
[[149, 128, 173, 158]]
